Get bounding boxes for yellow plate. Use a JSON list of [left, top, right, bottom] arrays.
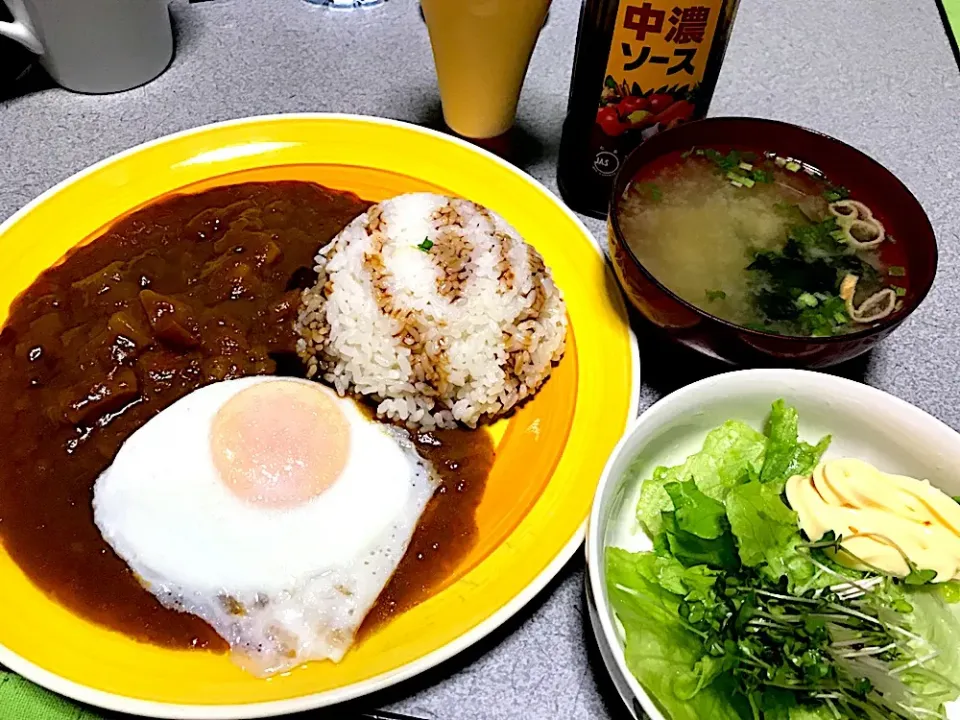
[[0, 115, 639, 718]]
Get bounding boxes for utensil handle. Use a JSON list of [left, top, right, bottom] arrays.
[[0, 0, 43, 54]]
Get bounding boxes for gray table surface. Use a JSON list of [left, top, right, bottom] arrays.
[[2, 0, 959, 718]]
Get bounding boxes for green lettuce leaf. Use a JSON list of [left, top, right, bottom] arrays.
[[760, 400, 830, 483], [606, 548, 751, 720], [661, 480, 740, 571], [724, 480, 816, 590], [637, 421, 766, 537], [900, 586, 960, 710], [665, 480, 729, 539], [673, 654, 735, 700], [643, 553, 720, 602]]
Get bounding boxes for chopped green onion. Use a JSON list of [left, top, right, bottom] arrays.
[[636, 182, 662, 202], [705, 289, 726, 301], [823, 185, 850, 202], [726, 171, 754, 188], [830, 230, 847, 241], [834, 312, 848, 324], [729, 180, 744, 188], [417, 238, 434, 252], [695, 148, 705, 156], [894, 286, 907, 297], [681, 147, 695, 159], [888, 265, 906, 277], [774, 156, 787, 167], [705, 149, 752, 176], [785, 161, 801, 172], [751, 169, 773, 184], [738, 161, 753, 171], [796, 292, 818, 308]]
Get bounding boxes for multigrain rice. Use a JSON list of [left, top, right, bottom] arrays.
[[295, 193, 567, 429]]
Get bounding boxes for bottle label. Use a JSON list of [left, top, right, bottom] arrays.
[[590, 1, 728, 179]]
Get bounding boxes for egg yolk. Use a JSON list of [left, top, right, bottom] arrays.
[[210, 381, 350, 508]]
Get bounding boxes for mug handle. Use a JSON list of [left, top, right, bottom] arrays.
[[0, 0, 43, 54]]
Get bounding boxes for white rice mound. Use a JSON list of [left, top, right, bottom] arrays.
[[295, 192, 567, 429]]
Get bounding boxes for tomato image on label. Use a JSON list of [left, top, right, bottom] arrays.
[[647, 93, 674, 114], [594, 2, 723, 138], [597, 81, 698, 137], [596, 106, 628, 137]]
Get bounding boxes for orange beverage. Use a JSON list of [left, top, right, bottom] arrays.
[[421, 0, 551, 139]]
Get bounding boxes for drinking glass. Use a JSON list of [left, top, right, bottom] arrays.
[[421, 0, 551, 139]]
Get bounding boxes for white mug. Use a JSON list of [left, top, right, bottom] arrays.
[[0, 0, 173, 93]]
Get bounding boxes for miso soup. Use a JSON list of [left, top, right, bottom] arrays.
[[617, 147, 908, 337]]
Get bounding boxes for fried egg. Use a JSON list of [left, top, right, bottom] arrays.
[[92, 376, 439, 676]]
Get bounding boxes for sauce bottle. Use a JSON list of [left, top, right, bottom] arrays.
[[557, 0, 741, 218]]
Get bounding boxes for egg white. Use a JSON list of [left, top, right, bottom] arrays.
[[92, 376, 439, 674]]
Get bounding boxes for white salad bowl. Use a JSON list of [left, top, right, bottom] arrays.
[[585, 368, 960, 720]]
